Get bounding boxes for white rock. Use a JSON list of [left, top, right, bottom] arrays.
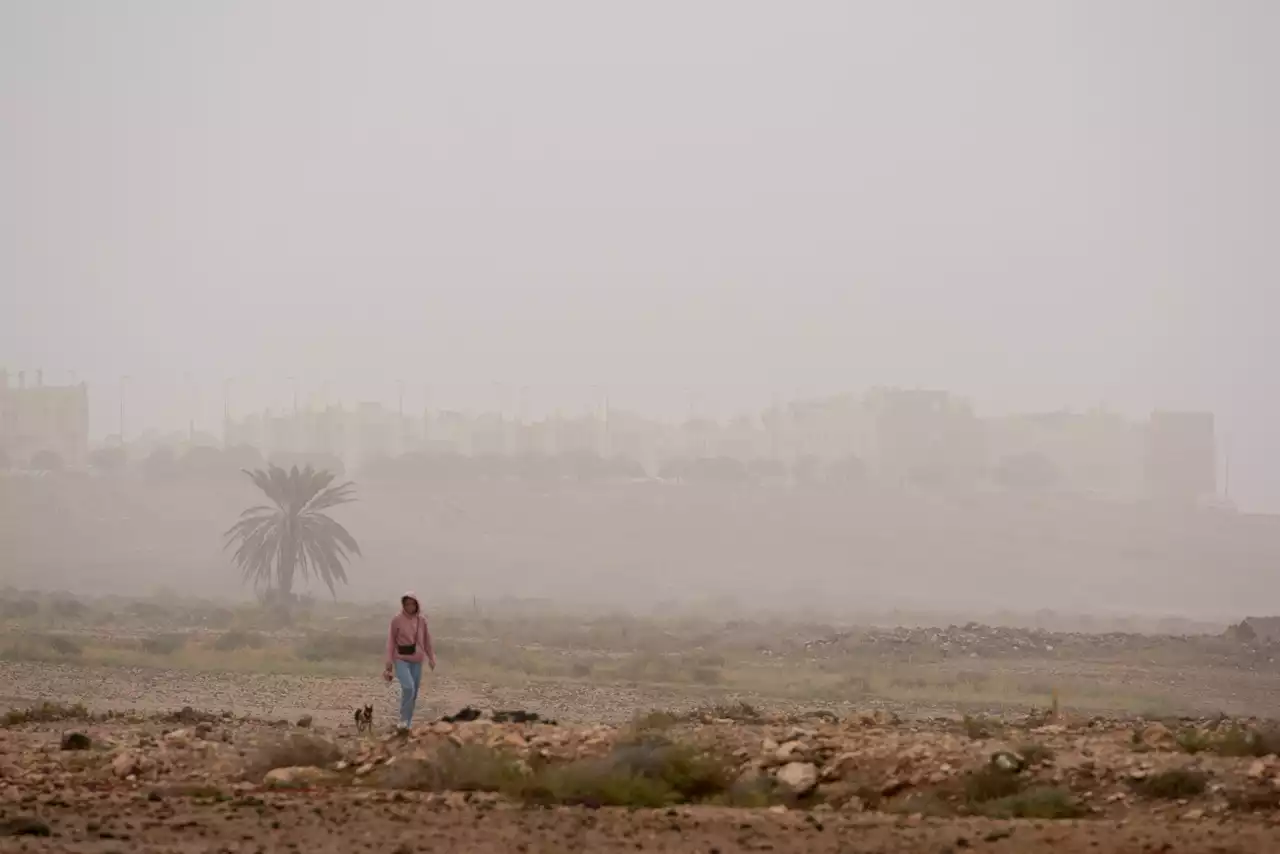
[[264, 765, 339, 788], [774, 741, 803, 762], [775, 762, 819, 796], [111, 752, 139, 778]]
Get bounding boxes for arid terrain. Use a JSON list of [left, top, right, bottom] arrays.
[[3, 593, 1280, 851]]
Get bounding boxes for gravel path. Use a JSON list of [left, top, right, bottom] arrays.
[[0, 662, 908, 726]]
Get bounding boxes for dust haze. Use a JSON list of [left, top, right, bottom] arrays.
[[3, 1, 1279, 622]]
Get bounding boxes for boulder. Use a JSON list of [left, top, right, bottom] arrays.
[[775, 762, 819, 796]]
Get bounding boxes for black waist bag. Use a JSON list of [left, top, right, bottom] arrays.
[[396, 643, 417, 656]]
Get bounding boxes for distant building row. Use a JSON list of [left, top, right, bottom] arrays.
[[0, 370, 89, 469], [221, 388, 1219, 504], [0, 372, 1217, 504]]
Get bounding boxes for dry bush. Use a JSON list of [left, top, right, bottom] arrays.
[[212, 630, 266, 652], [371, 744, 527, 793], [139, 633, 187, 656], [526, 737, 737, 808], [370, 736, 743, 809], [978, 786, 1084, 819], [701, 701, 763, 722], [0, 633, 83, 662], [962, 766, 1023, 803], [3, 701, 93, 727], [1176, 725, 1280, 758], [962, 714, 1000, 740], [245, 733, 343, 781], [632, 710, 681, 732], [295, 633, 383, 663], [1130, 769, 1208, 800]]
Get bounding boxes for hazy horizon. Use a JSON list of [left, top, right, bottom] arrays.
[[4, 1, 1278, 507]]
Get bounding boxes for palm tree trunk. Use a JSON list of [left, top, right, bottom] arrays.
[[278, 524, 297, 599], [279, 552, 295, 598]]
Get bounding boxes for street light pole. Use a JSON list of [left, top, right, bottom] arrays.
[[118, 376, 130, 444], [223, 378, 232, 448]]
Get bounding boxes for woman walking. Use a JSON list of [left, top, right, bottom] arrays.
[[384, 591, 436, 732]]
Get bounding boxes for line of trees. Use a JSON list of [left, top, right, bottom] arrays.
[[6, 442, 1063, 494]]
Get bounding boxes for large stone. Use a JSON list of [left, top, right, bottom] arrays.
[[773, 740, 804, 763], [990, 751, 1025, 773], [163, 729, 192, 747], [775, 762, 819, 796], [111, 751, 140, 778]]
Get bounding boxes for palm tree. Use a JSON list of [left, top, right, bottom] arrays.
[[224, 464, 361, 600]]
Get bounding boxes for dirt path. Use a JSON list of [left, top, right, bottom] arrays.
[[0, 662, 891, 726], [6, 791, 1280, 853]]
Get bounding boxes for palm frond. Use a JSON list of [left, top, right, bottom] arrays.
[[304, 481, 357, 513]]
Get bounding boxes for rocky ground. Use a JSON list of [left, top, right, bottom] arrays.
[[4, 613, 1280, 852], [796, 622, 1280, 668], [4, 702, 1280, 852]]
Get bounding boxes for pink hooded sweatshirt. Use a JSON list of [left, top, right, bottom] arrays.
[[386, 591, 434, 666]]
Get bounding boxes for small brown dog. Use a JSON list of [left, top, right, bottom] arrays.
[[354, 704, 373, 733]]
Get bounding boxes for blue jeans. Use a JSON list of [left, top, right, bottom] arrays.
[[393, 660, 423, 727]]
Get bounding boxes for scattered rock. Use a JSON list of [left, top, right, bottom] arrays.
[[990, 751, 1025, 773], [112, 751, 141, 778], [296, 715, 314, 728], [774, 740, 803, 763]]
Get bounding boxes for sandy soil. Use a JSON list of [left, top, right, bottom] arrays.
[[6, 791, 1280, 854]]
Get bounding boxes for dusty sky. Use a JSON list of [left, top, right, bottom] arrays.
[[2, 2, 1277, 507]]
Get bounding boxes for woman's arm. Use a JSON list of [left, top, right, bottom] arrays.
[[422, 616, 436, 668]]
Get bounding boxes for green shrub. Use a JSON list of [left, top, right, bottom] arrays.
[[691, 666, 723, 685], [212, 630, 266, 652], [369, 736, 742, 809], [633, 710, 680, 732], [962, 714, 999, 740], [979, 787, 1084, 819], [3, 701, 92, 727], [0, 599, 39, 619], [1176, 725, 1280, 758], [963, 766, 1023, 803], [140, 633, 186, 656], [371, 744, 527, 793], [49, 634, 83, 656], [1131, 769, 1208, 800], [295, 633, 382, 662], [1213, 726, 1280, 758], [0, 633, 83, 662]]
